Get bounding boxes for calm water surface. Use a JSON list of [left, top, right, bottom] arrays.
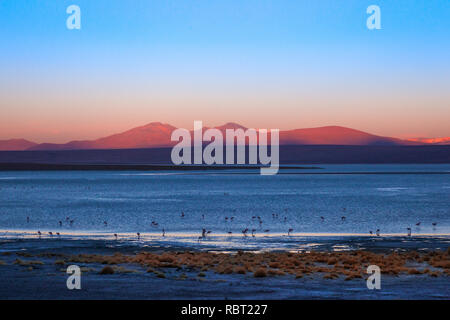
[[0, 165, 448, 241]]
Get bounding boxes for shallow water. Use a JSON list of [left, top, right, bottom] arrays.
[[0, 164, 449, 250]]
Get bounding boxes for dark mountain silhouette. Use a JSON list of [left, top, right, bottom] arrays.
[[1, 122, 447, 151], [0, 139, 37, 151]]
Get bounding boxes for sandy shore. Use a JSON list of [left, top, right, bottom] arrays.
[[0, 237, 449, 299]]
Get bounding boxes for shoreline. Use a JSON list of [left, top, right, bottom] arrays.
[[0, 163, 320, 171], [1, 229, 450, 239], [0, 237, 448, 299], [1, 163, 450, 174]]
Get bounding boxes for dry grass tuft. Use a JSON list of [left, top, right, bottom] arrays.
[[253, 268, 267, 278], [14, 259, 44, 266], [99, 266, 114, 275]]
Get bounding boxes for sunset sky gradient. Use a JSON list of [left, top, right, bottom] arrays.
[[1, 0, 449, 143]]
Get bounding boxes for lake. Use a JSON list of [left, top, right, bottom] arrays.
[[0, 164, 448, 249]]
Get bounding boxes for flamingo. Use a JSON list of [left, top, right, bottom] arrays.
[[26, 217, 30, 223], [407, 228, 411, 237], [341, 216, 346, 221], [162, 228, 165, 237], [369, 230, 373, 235], [58, 221, 62, 227], [288, 228, 293, 236], [251, 229, 256, 237], [320, 216, 325, 222], [242, 228, 248, 236], [114, 233, 118, 240], [376, 229, 380, 236], [137, 232, 140, 240]]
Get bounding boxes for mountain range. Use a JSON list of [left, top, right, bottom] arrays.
[[0, 122, 448, 151]]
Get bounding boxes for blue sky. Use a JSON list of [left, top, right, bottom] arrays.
[[0, 0, 449, 142]]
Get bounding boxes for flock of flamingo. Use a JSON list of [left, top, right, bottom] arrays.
[[28, 207, 438, 241]]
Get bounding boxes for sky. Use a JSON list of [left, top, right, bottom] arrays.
[[0, 0, 449, 143]]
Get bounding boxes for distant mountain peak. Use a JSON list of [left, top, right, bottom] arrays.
[[2, 122, 446, 151], [215, 122, 248, 130], [141, 121, 174, 128], [0, 139, 37, 151]]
